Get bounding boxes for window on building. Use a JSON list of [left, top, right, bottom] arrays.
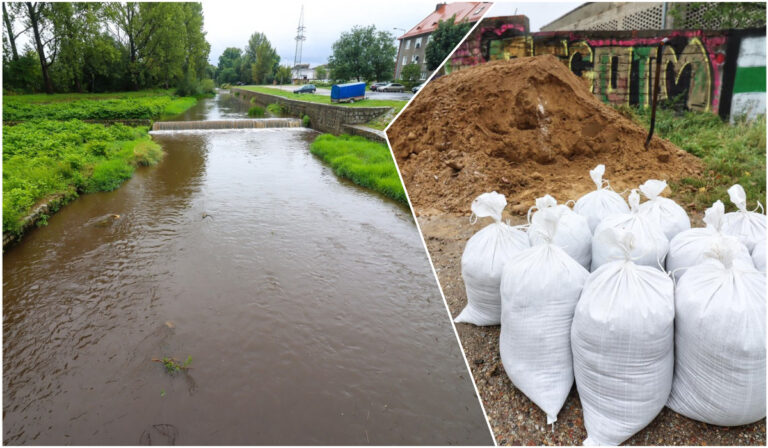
[[415, 37, 422, 48], [404, 39, 410, 50], [420, 72, 427, 80], [402, 57, 407, 67], [412, 55, 419, 64]]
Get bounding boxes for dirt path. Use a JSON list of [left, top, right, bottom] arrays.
[[420, 213, 766, 446]]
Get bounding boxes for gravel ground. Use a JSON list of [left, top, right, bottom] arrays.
[[419, 213, 766, 446]]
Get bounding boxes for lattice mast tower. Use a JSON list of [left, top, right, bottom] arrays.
[[292, 5, 306, 79]]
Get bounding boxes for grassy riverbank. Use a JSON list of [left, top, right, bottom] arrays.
[[4, 94, 197, 121], [2, 90, 194, 238], [3, 120, 161, 235], [310, 134, 407, 204], [621, 106, 766, 212]]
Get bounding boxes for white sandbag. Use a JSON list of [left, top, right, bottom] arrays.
[[722, 184, 767, 252], [456, 192, 529, 326], [572, 228, 675, 446], [638, 179, 691, 240], [573, 164, 629, 233], [591, 190, 669, 271], [666, 200, 753, 281], [753, 238, 766, 272], [667, 239, 766, 426], [528, 195, 592, 270], [499, 207, 589, 425]]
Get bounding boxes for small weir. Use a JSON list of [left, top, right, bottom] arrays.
[[152, 118, 302, 131]]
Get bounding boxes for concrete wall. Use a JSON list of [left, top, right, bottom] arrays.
[[231, 88, 391, 134], [448, 19, 766, 120]]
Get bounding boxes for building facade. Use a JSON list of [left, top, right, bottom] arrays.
[[540, 2, 764, 32], [394, 2, 491, 81]]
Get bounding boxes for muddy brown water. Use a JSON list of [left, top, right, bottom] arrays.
[[3, 93, 492, 445]]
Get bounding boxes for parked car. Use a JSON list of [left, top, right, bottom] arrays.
[[294, 84, 316, 94], [412, 82, 426, 94], [379, 83, 405, 93], [370, 82, 388, 91]]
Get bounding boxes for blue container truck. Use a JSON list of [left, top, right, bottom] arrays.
[[330, 82, 366, 103]]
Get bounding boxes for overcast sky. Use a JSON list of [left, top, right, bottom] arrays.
[[203, 0, 442, 67]]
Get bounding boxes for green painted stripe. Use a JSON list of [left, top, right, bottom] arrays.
[[733, 65, 766, 93]]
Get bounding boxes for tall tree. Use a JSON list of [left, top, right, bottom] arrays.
[[246, 32, 279, 85], [49, 2, 101, 92], [216, 46, 243, 85], [22, 2, 57, 93], [3, 3, 28, 61], [327, 25, 395, 82], [424, 16, 472, 71]]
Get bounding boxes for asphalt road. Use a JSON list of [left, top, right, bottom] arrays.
[[265, 84, 413, 101]]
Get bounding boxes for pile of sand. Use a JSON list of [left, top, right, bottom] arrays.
[[387, 55, 703, 215]]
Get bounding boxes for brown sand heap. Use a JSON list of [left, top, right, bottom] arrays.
[[388, 55, 703, 215]]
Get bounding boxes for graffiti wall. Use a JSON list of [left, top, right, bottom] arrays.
[[447, 17, 766, 120]]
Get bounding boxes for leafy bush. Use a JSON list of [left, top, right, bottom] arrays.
[[302, 115, 311, 127], [248, 106, 265, 117], [266, 103, 286, 116], [310, 134, 407, 203]]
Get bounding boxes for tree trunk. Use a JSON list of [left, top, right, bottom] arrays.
[[3, 3, 19, 61], [26, 2, 53, 94]]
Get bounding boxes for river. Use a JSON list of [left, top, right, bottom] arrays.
[[2, 93, 491, 445]]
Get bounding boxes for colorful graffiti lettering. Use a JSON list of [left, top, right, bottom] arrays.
[[446, 20, 765, 118]]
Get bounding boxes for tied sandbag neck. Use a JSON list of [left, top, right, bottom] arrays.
[[589, 164, 619, 193], [727, 183, 765, 215], [639, 179, 669, 202]]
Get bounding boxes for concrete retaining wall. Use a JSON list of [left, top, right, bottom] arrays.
[[230, 88, 391, 134], [341, 124, 387, 144]]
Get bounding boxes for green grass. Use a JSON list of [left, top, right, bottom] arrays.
[[238, 86, 406, 130], [3, 89, 176, 103], [4, 95, 198, 121], [3, 120, 162, 235], [310, 134, 407, 204], [619, 106, 766, 213], [240, 86, 406, 110]]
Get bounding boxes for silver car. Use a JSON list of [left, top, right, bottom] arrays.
[[379, 83, 405, 93]]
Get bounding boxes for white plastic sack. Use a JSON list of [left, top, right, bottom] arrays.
[[499, 206, 589, 424], [638, 179, 691, 240], [528, 195, 592, 270], [753, 238, 766, 272], [573, 164, 629, 233], [591, 190, 669, 271], [456, 192, 530, 326], [667, 239, 766, 426], [666, 200, 753, 281], [722, 184, 767, 252], [572, 228, 675, 446]]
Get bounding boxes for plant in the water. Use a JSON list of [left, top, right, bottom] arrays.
[[302, 114, 310, 127], [266, 103, 285, 116], [154, 356, 192, 375], [248, 106, 264, 117]]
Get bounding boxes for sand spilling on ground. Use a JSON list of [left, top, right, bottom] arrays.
[[387, 55, 703, 215]]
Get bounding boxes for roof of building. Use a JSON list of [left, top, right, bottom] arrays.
[[399, 2, 492, 39]]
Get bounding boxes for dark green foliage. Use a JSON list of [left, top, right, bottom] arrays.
[[310, 134, 407, 204], [669, 2, 765, 29], [2, 2, 212, 94], [399, 64, 422, 89], [302, 115, 310, 127], [328, 25, 396, 82], [424, 16, 473, 71]]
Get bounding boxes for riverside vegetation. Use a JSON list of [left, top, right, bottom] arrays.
[[2, 92, 199, 238], [620, 106, 766, 212], [310, 134, 407, 204]]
